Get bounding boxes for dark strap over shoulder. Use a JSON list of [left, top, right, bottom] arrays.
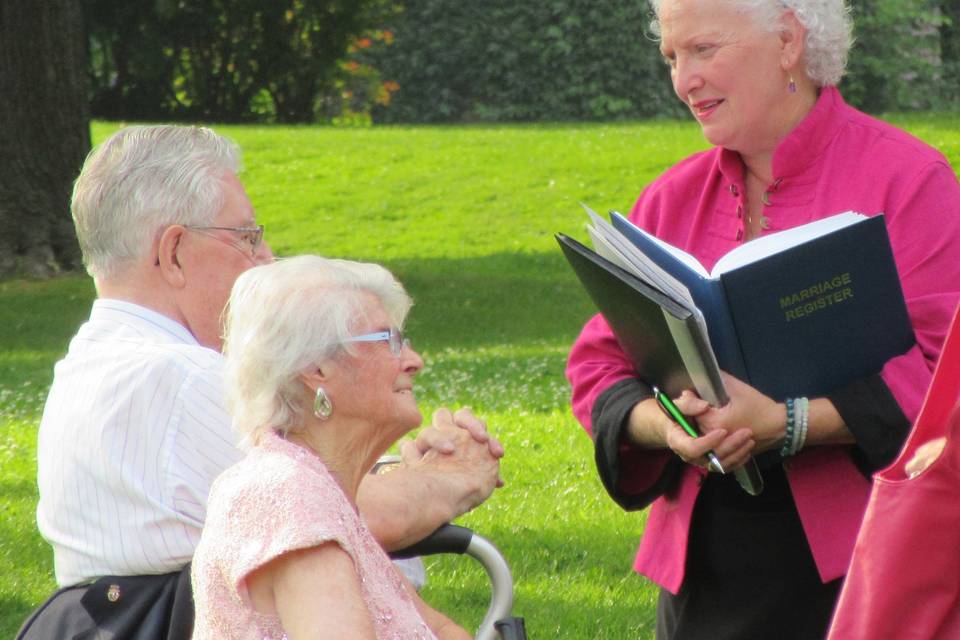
[[16, 564, 194, 640]]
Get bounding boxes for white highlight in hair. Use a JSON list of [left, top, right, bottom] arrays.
[[71, 125, 241, 280], [647, 0, 853, 86], [222, 255, 413, 445]]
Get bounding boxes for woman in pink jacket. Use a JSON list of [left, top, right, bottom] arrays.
[[566, 1, 960, 638]]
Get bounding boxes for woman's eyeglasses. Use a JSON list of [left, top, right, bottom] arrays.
[[342, 327, 410, 357]]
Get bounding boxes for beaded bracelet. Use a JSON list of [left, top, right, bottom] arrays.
[[795, 397, 810, 453], [781, 397, 810, 458], [781, 397, 796, 458]]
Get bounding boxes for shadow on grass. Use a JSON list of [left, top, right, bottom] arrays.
[[0, 495, 56, 640], [0, 477, 38, 503], [422, 522, 657, 638], [383, 251, 597, 349], [0, 251, 598, 384], [1, 595, 33, 638], [0, 274, 96, 387]]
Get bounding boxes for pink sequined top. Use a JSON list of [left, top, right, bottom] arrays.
[[191, 431, 436, 639]]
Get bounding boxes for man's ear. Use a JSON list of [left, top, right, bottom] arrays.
[[157, 225, 187, 288]]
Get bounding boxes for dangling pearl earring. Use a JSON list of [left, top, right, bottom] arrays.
[[788, 74, 797, 94], [313, 386, 333, 420]]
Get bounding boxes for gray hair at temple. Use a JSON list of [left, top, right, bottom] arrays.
[[71, 125, 241, 280], [648, 0, 854, 87], [223, 255, 413, 445]]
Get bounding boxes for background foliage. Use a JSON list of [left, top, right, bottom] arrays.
[[366, 0, 683, 123], [84, 0, 394, 123], [83, 0, 960, 125], [370, 0, 960, 123], [844, 0, 956, 112]]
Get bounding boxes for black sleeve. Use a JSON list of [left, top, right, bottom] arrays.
[[826, 372, 911, 475], [592, 378, 685, 511]]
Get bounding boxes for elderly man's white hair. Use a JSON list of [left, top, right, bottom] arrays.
[[223, 255, 413, 445], [648, 0, 854, 86], [71, 125, 241, 280]]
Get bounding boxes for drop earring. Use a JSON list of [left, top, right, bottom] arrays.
[[788, 74, 797, 94], [313, 386, 333, 420]]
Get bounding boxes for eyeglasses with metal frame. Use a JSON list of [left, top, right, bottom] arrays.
[[184, 224, 265, 258]]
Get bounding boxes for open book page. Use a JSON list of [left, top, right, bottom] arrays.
[[583, 205, 698, 306], [609, 211, 710, 278], [711, 211, 865, 275], [584, 219, 722, 402], [587, 221, 696, 308]]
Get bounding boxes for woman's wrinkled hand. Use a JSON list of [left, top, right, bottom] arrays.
[[674, 373, 785, 455]]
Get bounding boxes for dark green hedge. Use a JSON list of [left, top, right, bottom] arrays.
[[368, 1, 685, 123], [370, 0, 959, 124]]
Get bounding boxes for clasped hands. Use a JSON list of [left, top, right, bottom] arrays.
[[401, 407, 505, 515], [629, 373, 786, 473]]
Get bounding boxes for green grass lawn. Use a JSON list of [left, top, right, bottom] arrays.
[[3, 113, 959, 638]]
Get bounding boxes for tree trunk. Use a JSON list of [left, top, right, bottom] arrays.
[[0, 0, 90, 277]]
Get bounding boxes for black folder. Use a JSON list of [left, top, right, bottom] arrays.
[[559, 233, 764, 495]]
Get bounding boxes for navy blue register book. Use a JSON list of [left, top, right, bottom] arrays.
[[558, 232, 766, 496], [562, 209, 916, 402]]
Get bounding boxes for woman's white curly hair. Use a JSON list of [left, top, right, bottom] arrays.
[[648, 0, 854, 86]]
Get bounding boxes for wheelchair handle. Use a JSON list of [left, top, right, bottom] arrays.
[[391, 524, 515, 640]]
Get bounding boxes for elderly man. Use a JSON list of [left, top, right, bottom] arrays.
[[26, 125, 502, 638]]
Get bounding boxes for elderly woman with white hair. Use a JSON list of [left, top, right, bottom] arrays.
[[191, 256, 471, 639], [567, 0, 960, 638]]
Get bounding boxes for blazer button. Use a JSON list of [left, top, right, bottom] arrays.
[[107, 584, 121, 602]]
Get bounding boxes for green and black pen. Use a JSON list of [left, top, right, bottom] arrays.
[[653, 386, 725, 474]]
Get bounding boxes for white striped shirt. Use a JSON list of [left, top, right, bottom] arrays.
[[37, 299, 243, 586]]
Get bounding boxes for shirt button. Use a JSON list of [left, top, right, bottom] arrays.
[[729, 184, 739, 196], [736, 228, 743, 241], [736, 205, 743, 218]]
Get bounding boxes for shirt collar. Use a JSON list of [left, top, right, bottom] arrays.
[[91, 298, 200, 346], [717, 85, 846, 185], [772, 85, 844, 178]]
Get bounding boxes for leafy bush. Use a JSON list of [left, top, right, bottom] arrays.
[[366, 0, 684, 123], [844, 0, 953, 111], [315, 28, 402, 126], [85, 0, 394, 123], [82, 0, 959, 123], [371, 0, 960, 123]]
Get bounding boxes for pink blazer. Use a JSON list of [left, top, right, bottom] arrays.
[[567, 86, 960, 593]]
